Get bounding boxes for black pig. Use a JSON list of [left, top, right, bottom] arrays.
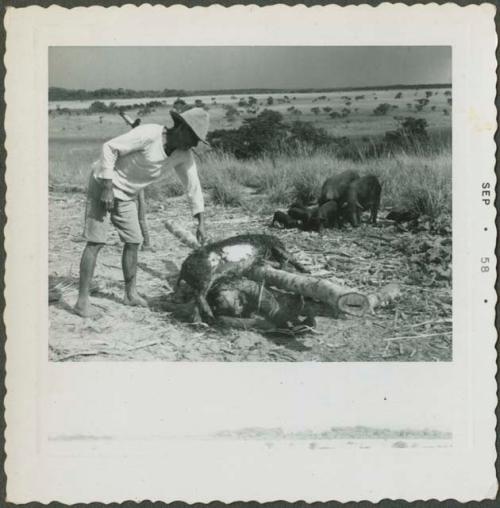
[[319, 170, 360, 205], [308, 200, 340, 232], [271, 211, 300, 229], [344, 174, 382, 227]]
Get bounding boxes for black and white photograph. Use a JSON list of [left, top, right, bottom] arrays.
[[4, 4, 497, 504], [48, 46, 453, 362]]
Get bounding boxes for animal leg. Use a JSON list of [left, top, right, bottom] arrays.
[[196, 293, 216, 324], [371, 199, 380, 224]]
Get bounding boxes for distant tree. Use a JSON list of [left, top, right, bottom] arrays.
[[267, 96, 274, 106], [443, 109, 449, 116], [384, 116, 429, 151], [444, 90, 452, 96], [395, 92, 403, 99], [173, 98, 187, 112], [447, 98, 452, 106], [311, 107, 320, 115], [415, 98, 430, 107], [425, 91, 433, 98], [208, 109, 333, 159], [323, 106, 332, 113], [341, 107, 351, 117], [287, 121, 333, 150], [373, 103, 391, 116], [431, 105, 436, 111], [225, 105, 238, 122], [329, 112, 340, 119], [88, 101, 108, 113]]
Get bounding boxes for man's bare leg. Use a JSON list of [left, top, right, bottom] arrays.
[[74, 242, 104, 317], [122, 242, 148, 307]]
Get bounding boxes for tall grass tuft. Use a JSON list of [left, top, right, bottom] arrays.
[[209, 173, 245, 207], [202, 145, 451, 218]]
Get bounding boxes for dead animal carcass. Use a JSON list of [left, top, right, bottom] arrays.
[[177, 234, 309, 322]]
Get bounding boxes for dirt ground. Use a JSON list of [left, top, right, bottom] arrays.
[[49, 191, 452, 362]]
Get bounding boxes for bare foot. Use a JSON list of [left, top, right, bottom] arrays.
[[141, 244, 156, 252], [73, 301, 101, 318], [124, 293, 148, 307]]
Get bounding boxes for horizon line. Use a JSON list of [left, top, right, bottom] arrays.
[[49, 82, 452, 94]]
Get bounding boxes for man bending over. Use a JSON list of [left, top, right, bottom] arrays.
[[74, 107, 209, 318]]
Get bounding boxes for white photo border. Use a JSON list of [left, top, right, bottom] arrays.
[[4, 3, 498, 503]]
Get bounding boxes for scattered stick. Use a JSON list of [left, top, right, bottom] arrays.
[[383, 331, 452, 342], [127, 340, 161, 351], [361, 232, 394, 244], [57, 350, 110, 361], [405, 319, 452, 329]]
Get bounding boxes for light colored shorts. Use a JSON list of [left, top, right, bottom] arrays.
[[83, 174, 143, 244]]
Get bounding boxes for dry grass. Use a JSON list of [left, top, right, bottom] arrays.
[[201, 147, 451, 219], [49, 87, 451, 221]]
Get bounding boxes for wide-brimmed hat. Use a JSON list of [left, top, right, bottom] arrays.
[[170, 107, 210, 145]]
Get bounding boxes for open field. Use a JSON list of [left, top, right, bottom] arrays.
[[50, 87, 451, 143], [49, 88, 452, 362]]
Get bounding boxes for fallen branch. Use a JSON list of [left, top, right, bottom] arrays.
[[383, 331, 452, 342], [248, 265, 369, 317]]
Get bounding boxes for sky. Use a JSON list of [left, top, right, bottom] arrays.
[[49, 46, 451, 91]]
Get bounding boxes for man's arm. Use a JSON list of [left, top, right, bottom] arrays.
[[100, 178, 114, 212], [194, 212, 206, 245], [174, 153, 206, 244]]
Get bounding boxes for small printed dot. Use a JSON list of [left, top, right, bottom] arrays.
[[484, 227, 488, 231], [484, 299, 488, 303]]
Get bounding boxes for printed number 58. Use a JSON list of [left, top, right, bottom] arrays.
[[481, 257, 490, 273]]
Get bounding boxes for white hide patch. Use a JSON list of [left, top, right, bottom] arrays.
[[208, 252, 222, 269], [221, 244, 256, 262]]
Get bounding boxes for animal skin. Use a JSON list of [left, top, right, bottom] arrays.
[[207, 276, 316, 329], [177, 234, 309, 322]]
